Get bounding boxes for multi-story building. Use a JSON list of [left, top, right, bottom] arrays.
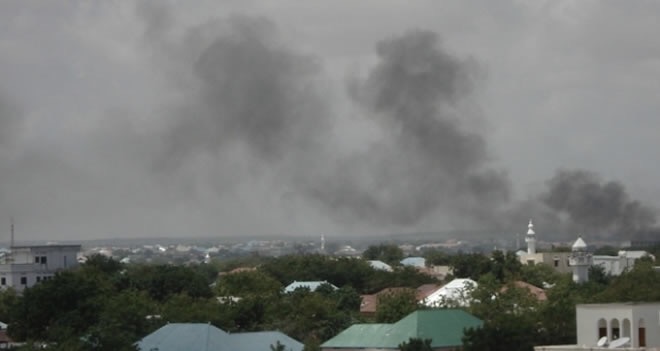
[[0, 244, 81, 292], [535, 302, 660, 350]]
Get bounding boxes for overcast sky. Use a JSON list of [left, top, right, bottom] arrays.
[[1, 0, 659, 241]]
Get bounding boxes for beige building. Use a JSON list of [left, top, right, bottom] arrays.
[[535, 302, 660, 351]]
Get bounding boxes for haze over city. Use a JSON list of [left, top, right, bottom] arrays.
[[1, 1, 659, 241]]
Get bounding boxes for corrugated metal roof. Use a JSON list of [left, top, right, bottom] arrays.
[[321, 309, 482, 349], [229, 331, 304, 351], [136, 323, 304, 351], [283, 281, 337, 293], [368, 260, 393, 271], [400, 257, 426, 267]]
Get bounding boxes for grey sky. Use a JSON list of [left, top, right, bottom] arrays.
[[0, 0, 659, 241]]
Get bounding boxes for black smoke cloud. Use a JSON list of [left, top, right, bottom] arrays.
[[137, 7, 657, 240], [301, 31, 511, 227], [540, 169, 656, 239], [148, 15, 328, 171]]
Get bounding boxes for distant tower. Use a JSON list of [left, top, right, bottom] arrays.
[[525, 219, 536, 255], [569, 236, 592, 283], [320, 234, 326, 253]]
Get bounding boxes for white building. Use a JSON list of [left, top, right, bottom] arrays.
[[593, 250, 655, 276], [0, 244, 81, 292], [569, 237, 592, 284], [535, 302, 660, 350]]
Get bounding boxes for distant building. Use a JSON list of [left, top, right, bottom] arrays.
[[0, 244, 81, 292], [535, 302, 660, 350], [592, 250, 654, 276], [518, 220, 573, 274]]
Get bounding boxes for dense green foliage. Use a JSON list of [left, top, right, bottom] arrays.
[[1, 247, 657, 351]]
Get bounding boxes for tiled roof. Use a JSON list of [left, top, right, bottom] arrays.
[[501, 281, 547, 301]]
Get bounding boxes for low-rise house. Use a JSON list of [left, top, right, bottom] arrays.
[[368, 260, 393, 272], [400, 257, 426, 268], [136, 323, 303, 351], [321, 309, 482, 351], [284, 280, 338, 293], [421, 278, 477, 307], [360, 284, 440, 317], [501, 281, 547, 301], [535, 302, 660, 350]]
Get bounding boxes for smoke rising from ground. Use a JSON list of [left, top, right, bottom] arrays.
[[540, 169, 657, 239], [302, 31, 511, 227], [0, 2, 658, 241]]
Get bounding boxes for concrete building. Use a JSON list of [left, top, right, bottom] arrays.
[[0, 244, 81, 292], [569, 237, 592, 283], [535, 303, 660, 350], [518, 220, 573, 274], [592, 250, 655, 276]]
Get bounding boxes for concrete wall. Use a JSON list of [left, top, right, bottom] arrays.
[[577, 303, 660, 348]]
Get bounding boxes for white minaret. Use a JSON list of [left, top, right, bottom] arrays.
[[569, 236, 592, 283], [320, 234, 326, 253], [525, 219, 536, 255]]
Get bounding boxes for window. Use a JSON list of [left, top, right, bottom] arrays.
[[20, 277, 27, 285], [36, 276, 41, 282], [553, 258, 559, 267], [41, 256, 47, 264], [0, 278, 5, 285], [567, 259, 571, 267]]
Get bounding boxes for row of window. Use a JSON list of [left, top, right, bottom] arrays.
[[0, 275, 53, 286]]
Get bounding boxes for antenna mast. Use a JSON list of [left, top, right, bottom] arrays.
[[10, 217, 14, 248]]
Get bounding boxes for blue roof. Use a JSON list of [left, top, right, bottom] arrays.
[[136, 323, 303, 351], [284, 280, 338, 293], [400, 257, 426, 267]]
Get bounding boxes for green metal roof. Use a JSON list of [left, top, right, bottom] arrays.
[[136, 323, 304, 351], [321, 309, 482, 349]]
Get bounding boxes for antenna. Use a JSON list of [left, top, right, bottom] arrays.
[[10, 217, 14, 248], [608, 337, 629, 348], [596, 336, 608, 347]]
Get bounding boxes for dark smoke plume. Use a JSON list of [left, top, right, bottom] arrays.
[[155, 16, 327, 170], [540, 169, 656, 239], [301, 31, 510, 227], [135, 6, 658, 240]]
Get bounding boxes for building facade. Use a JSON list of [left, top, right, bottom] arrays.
[[0, 244, 81, 292], [535, 302, 660, 350]]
